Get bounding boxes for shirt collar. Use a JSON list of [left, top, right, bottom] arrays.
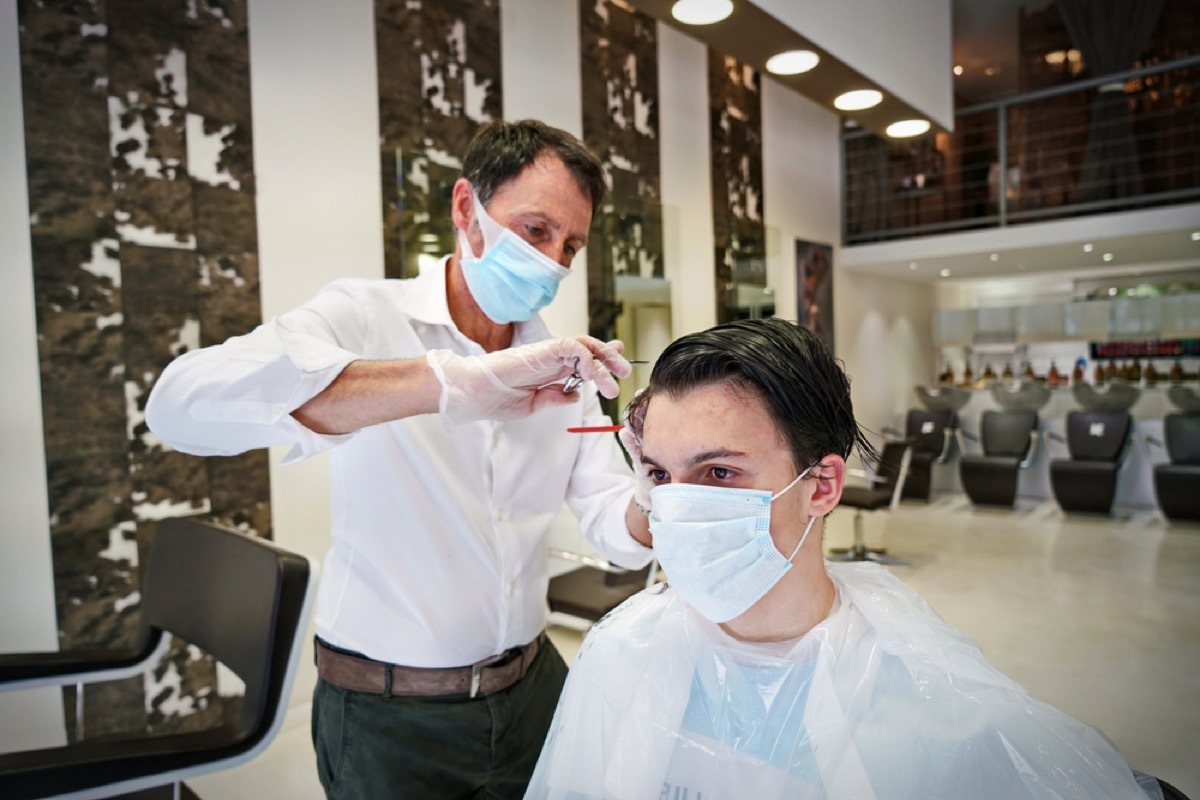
[[396, 255, 554, 346]]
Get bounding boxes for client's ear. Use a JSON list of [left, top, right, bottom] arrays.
[[809, 455, 845, 516]]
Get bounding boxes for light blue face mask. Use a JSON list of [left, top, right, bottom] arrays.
[[457, 187, 571, 324], [649, 467, 817, 623]]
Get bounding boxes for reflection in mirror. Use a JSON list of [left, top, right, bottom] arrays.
[[589, 200, 667, 420], [395, 148, 463, 279]]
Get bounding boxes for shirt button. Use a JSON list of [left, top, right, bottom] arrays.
[[507, 582, 516, 596], [495, 508, 505, 521]]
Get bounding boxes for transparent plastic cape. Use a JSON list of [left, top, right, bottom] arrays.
[[526, 562, 1161, 800]]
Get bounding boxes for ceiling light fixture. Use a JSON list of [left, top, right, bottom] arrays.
[[1191, 231, 1200, 241], [886, 119, 931, 138], [833, 89, 882, 111], [671, 0, 733, 25], [1083, 243, 1094, 252], [1103, 253, 1114, 262], [909, 262, 918, 270], [953, 65, 963, 76], [765, 50, 819, 75], [989, 253, 999, 261], [940, 268, 951, 277]]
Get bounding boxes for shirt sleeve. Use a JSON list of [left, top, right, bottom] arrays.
[[144, 280, 371, 462], [564, 391, 655, 570]]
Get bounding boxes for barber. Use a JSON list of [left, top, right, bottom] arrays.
[[145, 119, 654, 799]]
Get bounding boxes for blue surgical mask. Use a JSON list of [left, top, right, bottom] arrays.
[[649, 467, 816, 623], [457, 187, 570, 324]]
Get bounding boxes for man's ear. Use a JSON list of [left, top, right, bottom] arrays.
[[450, 178, 475, 235], [809, 455, 845, 516], [450, 178, 483, 259]]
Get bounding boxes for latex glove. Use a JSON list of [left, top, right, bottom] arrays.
[[619, 406, 653, 515], [427, 336, 631, 423]]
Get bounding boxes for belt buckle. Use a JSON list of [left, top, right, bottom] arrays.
[[469, 651, 509, 698]]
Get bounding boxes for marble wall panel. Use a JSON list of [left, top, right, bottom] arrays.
[[18, 0, 266, 740], [579, 0, 664, 343], [375, 0, 502, 278], [708, 52, 766, 324]]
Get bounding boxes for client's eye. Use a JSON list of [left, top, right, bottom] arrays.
[[648, 468, 670, 484], [710, 466, 734, 481]]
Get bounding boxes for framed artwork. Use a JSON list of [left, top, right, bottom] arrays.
[[796, 239, 834, 354]]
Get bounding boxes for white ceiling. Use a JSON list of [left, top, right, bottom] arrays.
[[839, 203, 1200, 287]]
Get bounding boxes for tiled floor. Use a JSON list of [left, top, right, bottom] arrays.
[[190, 496, 1200, 799]]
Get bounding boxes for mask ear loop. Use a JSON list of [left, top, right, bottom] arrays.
[[772, 464, 818, 563], [786, 515, 819, 562]]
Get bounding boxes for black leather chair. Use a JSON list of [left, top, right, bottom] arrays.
[[1147, 413, 1200, 523], [886, 408, 956, 501], [828, 440, 912, 565], [957, 410, 1040, 507], [1047, 410, 1132, 514], [547, 550, 658, 627], [0, 518, 317, 800]]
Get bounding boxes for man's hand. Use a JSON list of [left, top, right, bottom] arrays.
[[427, 336, 632, 423]]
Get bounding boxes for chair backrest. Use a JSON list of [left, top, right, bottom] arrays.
[[980, 410, 1038, 458], [1064, 410, 1131, 461], [870, 440, 913, 496], [905, 408, 956, 455], [1164, 413, 1200, 465], [143, 518, 313, 741]]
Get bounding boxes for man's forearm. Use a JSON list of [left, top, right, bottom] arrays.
[[291, 358, 441, 434]]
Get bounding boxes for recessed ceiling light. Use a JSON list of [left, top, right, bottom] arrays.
[[953, 65, 963, 76], [984, 67, 997, 76], [671, 0, 733, 25], [1191, 231, 1200, 241], [886, 119, 931, 138], [765, 50, 819, 75], [940, 268, 951, 277], [989, 253, 999, 261], [1109, 287, 1118, 296], [1083, 243, 1094, 252], [1103, 253, 1114, 262], [834, 89, 883, 111], [909, 262, 918, 270]]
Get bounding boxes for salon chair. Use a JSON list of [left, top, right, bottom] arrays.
[[957, 410, 1040, 508], [1146, 413, 1200, 523], [1047, 410, 1132, 514], [883, 408, 956, 502], [827, 439, 912, 565], [0, 518, 317, 800], [547, 551, 659, 629]]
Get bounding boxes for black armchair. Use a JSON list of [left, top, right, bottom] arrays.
[[547, 550, 659, 629], [957, 410, 1040, 508], [884, 408, 956, 502], [828, 439, 913, 565], [1146, 413, 1200, 523], [1047, 410, 1132, 514], [0, 518, 317, 800]]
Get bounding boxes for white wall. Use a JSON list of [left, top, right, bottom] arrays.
[[0, 0, 68, 753], [657, 24, 716, 339], [836, 271, 938, 442]]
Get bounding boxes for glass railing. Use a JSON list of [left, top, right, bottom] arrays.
[[842, 54, 1200, 244]]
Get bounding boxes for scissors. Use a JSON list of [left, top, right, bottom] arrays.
[[542, 357, 648, 394]]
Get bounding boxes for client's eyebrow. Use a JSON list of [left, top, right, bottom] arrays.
[[641, 448, 749, 471]]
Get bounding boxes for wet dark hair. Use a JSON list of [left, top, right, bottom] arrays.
[[625, 318, 878, 473], [461, 119, 606, 218]]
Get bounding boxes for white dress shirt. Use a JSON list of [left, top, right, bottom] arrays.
[[146, 261, 652, 667]]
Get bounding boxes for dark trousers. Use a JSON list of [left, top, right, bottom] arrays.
[[311, 639, 568, 799]]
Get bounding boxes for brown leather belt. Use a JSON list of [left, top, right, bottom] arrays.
[[315, 634, 545, 699]]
